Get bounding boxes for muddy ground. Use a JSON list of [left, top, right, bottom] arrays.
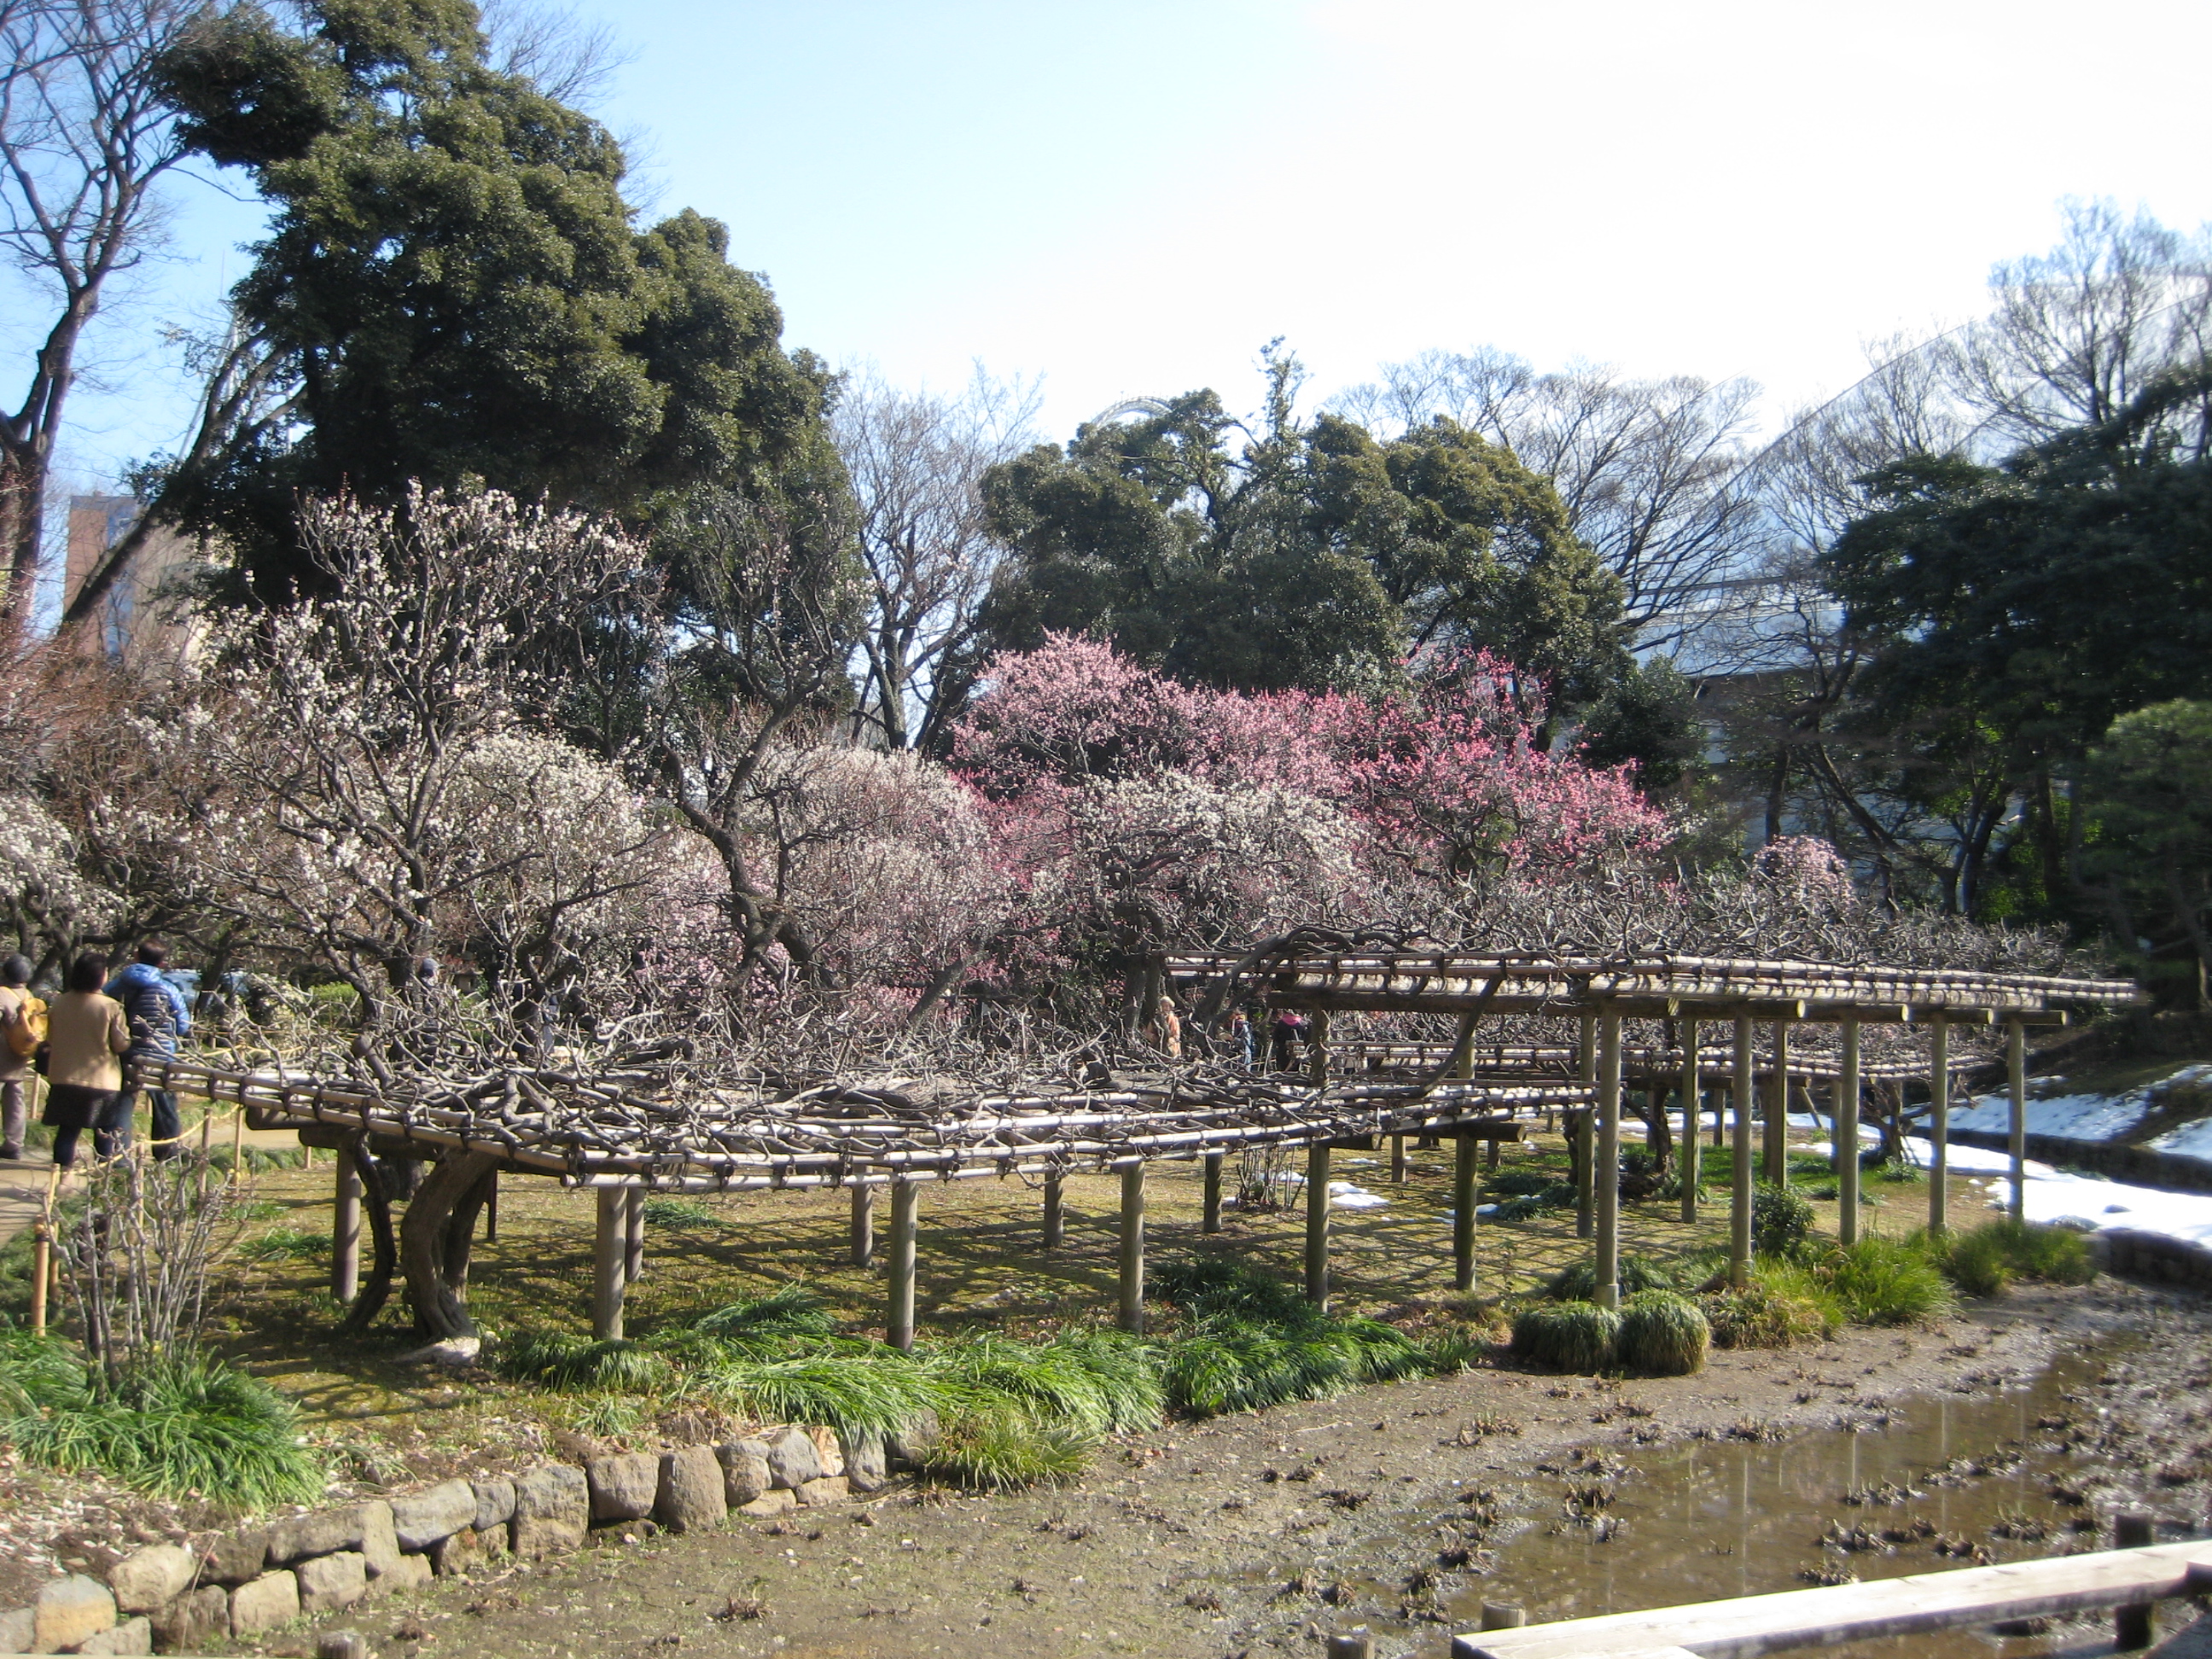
[[183, 1278, 2212, 1659]]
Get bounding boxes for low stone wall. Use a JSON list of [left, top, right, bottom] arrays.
[[2099, 1227, 2212, 1291], [0, 1417, 922, 1655]]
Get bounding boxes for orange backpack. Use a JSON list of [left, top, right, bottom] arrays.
[[4, 992, 47, 1062]]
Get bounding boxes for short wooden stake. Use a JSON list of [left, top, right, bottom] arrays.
[[1201, 1154, 1223, 1233], [333, 1144, 362, 1303], [591, 1188, 626, 1340], [2006, 1016, 2028, 1225], [1679, 1016, 1702, 1223], [2116, 1511, 2155, 1649], [1837, 1015, 1863, 1246], [1480, 1602, 1527, 1629], [1304, 1143, 1332, 1310], [623, 1186, 645, 1284], [1389, 1133, 1406, 1184], [1730, 1012, 1755, 1289], [1593, 1008, 1623, 1309], [1452, 1134, 1477, 1295], [887, 1177, 920, 1351], [851, 1182, 876, 1267], [1043, 1172, 1065, 1249], [1117, 1161, 1146, 1334], [1928, 1013, 1951, 1236], [1324, 1632, 1371, 1659]]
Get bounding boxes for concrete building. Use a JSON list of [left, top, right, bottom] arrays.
[[62, 496, 203, 667]]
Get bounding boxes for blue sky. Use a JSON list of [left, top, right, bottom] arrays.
[[24, 0, 2212, 498]]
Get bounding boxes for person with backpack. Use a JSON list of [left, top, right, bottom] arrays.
[[0, 953, 44, 1159], [44, 955, 131, 1167], [105, 941, 192, 1161]]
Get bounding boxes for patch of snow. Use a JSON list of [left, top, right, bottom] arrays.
[[1906, 1136, 2212, 1249]]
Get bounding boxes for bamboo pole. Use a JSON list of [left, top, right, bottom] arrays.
[[851, 1182, 876, 1266], [333, 1143, 362, 1303], [230, 1107, 244, 1181], [1452, 1132, 1477, 1295], [2007, 1016, 2028, 1225], [1304, 1143, 1332, 1310], [887, 1178, 919, 1352], [1042, 1172, 1064, 1249], [1928, 1014, 1950, 1237], [1731, 1012, 1754, 1289], [1594, 1008, 1623, 1310], [591, 1187, 626, 1340], [30, 1161, 58, 1336], [1679, 1016, 1702, 1224], [1837, 1016, 1862, 1247], [1201, 1153, 1222, 1233], [1117, 1161, 1146, 1334], [1575, 1012, 1597, 1241]]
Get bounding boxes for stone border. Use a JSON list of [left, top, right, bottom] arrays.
[[0, 1417, 930, 1654]]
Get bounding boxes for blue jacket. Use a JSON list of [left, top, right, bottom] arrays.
[[105, 961, 192, 1059]]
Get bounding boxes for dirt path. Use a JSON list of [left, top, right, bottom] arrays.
[[233, 1281, 2208, 1659]]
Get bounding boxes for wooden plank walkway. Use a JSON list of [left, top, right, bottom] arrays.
[[1454, 1540, 2212, 1658]]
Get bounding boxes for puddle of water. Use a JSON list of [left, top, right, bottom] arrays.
[[1445, 1343, 2188, 1656]]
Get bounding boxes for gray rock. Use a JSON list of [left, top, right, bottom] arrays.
[[0, 1606, 33, 1653], [200, 1526, 271, 1585], [266, 1505, 364, 1566], [470, 1476, 516, 1532], [317, 1630, 371, 1659], [654, 1445, 725, 1534], [587, 1451, 661, 1522], [795, 1475, 849, 1507], [358, 1500, 402, 1580], [737, 1488, 795, 1517], [108, 1542, 198, 1615], [884, 1408, 940, 1470], [77, 1614, 153, 1654], [390, 1480, 477, 1551], [33, 1574, 117, 1653], [840, 1429, 888, 1493], [760, 1425, 821, 1489], [716, 1440, 772, 1507], [296, 1550, 368, 1615], [228, 1570, 300, 1635], [151, 1585, 230, 1651], [510, 1464, 588, 1557], [367, 1552, 433, 1596], [428, 1528, 481, 1577]]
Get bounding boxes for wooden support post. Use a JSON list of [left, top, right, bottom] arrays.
[[1928, 1013, 1951, 1236], [1389, 1133, 1406, 1184], [1305, 1142, 1332, 1310], [1575, 1012, 1597, 1241], [1118, 1161, 1146, 1334], [591, 1188, 626, 1340], [1594, 1007, 1623, 1309], [1202, 1154, 1223, 1233], [29, 1164, 56, 1336], [230, 1108, 244, 1181], [1765, 1019, 1791, 1187], [1452, 1133, 1477, 1295], [1308, 1008, 1331, 1087], [2116, 1511, 2155, 1650], [1679, 1016, 1702, 1224], [851, 1182, 876, 1267], [624, 1186, 644, 1284], [333, 1143, 362, 1303], [483, 1168, 498, 1242], [1731, 1012, 1755, 1289], [1043, 1172, 1065, 1249], [887, 1177, 920, 1352], [1837, 1015, 1863, 1246], [2007, 1016, 2028, 1225], [1485, 1137, 1499, 1171]]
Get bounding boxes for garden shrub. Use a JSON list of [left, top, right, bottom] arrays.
[[1701, 1278, 1836, 1349], [1548, 1255, 1678, 1301], [917, 1405, 1092, 1489], [1616, 1290, 1709, 1376], [1753, 1183, 1814, 1254], [1939, 1220, 2096, 1297], [1511, 1301, 1621, 1372], [1486, 1168, 1556, 1198], [1819, 1236, 1955, 1326]]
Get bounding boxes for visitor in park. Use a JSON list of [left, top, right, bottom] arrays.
[[0, 953, 43, 1159], [43, 955, 131, 1167], [1270, 1008, 1305, 1070], [1229, 1008, 1254, 1069], [1150, 995, 1182, 1058], [107, 940, 192, 1160]]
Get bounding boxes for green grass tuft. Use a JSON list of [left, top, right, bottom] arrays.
[[692, 1284, 838, 1341], [1511, 1301, 1621, 1372], [239, 1225, 327, 1262], [696, 1349, 945, 1440], [1615, 1290, 1709, 1376], [1938, 1220, 2097, 1297], [1546, 1255, 1679, 1301], [918, 1406, 1094, 1490], [492, 1331, 676, 1393], [1700, 1274, 1837, 1348], [0, 1326, 90, 1414]]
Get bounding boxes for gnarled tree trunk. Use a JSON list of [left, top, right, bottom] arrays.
[[399, 1150, 500, 1341]]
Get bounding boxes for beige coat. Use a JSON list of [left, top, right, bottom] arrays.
[[46, 991, 131, 1091]]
